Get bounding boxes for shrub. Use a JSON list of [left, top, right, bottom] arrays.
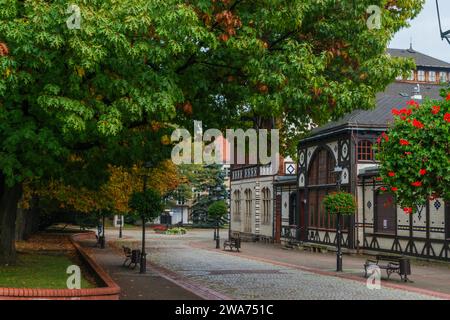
[[323, 192, 356, 215], [166, 227, 187, 235]]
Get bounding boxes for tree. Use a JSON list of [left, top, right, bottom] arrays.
[[129, 188, 165, 222], [208, 200, 228, 248], [376, 92, 450, 213], [208, 200, 228, 223], [0, 0, 424, 264], [177, 164, 228, 225]]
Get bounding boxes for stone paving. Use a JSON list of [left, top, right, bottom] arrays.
[[105, 229, 444, 300], [114, 230, 434, 300], [146, 240, 439, 300]]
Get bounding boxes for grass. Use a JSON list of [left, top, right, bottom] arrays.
[[0, 253, 95, 289]]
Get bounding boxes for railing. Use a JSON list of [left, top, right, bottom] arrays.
[[281, 225, 304, 244]]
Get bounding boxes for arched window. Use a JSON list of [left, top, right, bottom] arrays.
[[307, 148, 346, 230], [308, 148, 336, 185], [358, 140, 374, 161], [261, 187, 271, 225], [233, 190, 241, 222], [244, 189, 252, 233]]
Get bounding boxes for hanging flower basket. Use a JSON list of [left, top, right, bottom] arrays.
[[323, 192, 356, 215]]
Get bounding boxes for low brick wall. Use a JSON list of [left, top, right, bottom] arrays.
[[0, 232, 120, 300]]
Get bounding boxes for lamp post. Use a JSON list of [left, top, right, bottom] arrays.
[[118, 215, 123, 239], [436, 0, 450, 45], [140, 161, 152, 274], [333, 166, 343, 272]]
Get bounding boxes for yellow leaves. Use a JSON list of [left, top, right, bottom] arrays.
[[75, 66, 85, 77], [25, 162, 184, 216], [4, 67, 11, 77]]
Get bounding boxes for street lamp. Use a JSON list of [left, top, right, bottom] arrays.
[[436, 0, 450, 45], [140, 161, 152, 274], [332, 166, 343, 272], [118, 215, 123, 239]]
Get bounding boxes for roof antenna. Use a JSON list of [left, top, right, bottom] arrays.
[[408, 38, 415, 52]]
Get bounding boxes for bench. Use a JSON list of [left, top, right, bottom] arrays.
[[122, 246, 141, 269], [223, 233, 241, 252], [364, 254, 411, 282]]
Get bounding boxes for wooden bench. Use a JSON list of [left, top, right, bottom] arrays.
[[223, 233, 241, 252], [122, 246, 141, 269], [364, 254, 411, 282]]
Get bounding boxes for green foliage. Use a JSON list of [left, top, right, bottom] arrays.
[[323, 192, 356, 215], [0, 253, 94, 289], [166, 227, 187, 235], [376, 92, 450, 212], [0, 0, 425, 190], [208, 200, 228, 220], [128, 188, 164, 221]]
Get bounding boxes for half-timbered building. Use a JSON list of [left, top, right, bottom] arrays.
[[291, 47, 450, 261]]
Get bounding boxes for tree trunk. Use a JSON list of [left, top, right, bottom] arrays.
[[0, 177, 23, 266], [22, 196, 40, 240]]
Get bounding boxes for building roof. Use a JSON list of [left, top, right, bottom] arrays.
[[307, 84, 442, 137], [303, 48, 448, 140], [387, 47, 450, 69]]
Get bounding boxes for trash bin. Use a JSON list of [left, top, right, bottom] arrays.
[[399, 258, 411, 281], [131, 250, 141, 264]]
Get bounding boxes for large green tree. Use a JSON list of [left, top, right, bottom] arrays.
[[0, 0, 423, 264]]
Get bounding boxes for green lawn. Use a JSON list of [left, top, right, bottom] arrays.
[[0, 253, 95, 289]]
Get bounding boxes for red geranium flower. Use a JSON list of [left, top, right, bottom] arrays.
[[419, 169, 427, 175], [380, 187, 387, 192], [388, 172, 395, 177], [406, 100, 419, 108], [444, 113, 450, 123], [405, 151, 412, 155], [382, 132, 389, 142], [375, 177, 383, 181], [403, 207, 413, 214], [411, 181, 422, 187], [446, 93, 450, 101], [412, 119, 424, 129], [400, 139, 409, 146], [432, 105, 441, 114], [391, 187, 398, 192]]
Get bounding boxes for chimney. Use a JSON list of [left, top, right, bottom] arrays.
[[411, 84, 422, 100]]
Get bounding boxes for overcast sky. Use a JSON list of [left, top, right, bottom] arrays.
[[389, 0, 450, 62]]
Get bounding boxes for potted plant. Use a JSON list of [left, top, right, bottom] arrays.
[[323, 192, 356, 271]]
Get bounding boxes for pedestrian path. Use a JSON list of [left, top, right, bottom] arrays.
[[150, 243, 439, 300], [192, 239, 450, 297], [77, 238, 201, 300]]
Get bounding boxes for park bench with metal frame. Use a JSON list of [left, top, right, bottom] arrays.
[[122, 246, 141, 269], [223, 232, 241, 252], [364, 254, 411, 282]]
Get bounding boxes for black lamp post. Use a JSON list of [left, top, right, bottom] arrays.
[[118, 215, 123, 239], [140, 161, 152, 274], [333, 166, 343, 272], [436, 0, 450, 45]]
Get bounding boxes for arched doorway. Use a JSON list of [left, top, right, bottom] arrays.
[[307, 148, 347, 233]]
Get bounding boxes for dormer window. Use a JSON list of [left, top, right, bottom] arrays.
[[418, 70, 425, 82], [440, 72, 447, 83], [429, 71, 436, 82]]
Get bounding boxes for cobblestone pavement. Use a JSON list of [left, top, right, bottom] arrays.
[[148, 243, 438, 300], [106, 229, 441, 300]]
